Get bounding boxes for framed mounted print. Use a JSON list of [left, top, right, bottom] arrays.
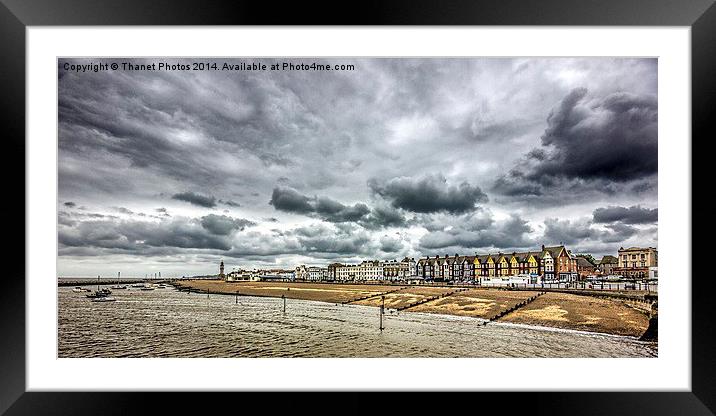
[[2, 0, 713, 414]]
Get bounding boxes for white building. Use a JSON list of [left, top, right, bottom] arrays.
[[307, 266, 328, 281], [649, 266, 658, 280], [225, 269, 260, 282], [482, 274, 541, 287]]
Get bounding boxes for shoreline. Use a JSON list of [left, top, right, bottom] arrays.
[[172, 280, 654, 339]]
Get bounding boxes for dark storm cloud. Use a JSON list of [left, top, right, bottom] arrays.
[[494, 88, 657, 196], [200, 214, 256, 235], [64, 201, 76, 208], [543, 217, 638, 246], [419, 214, 533, 251], [543, 218, 600, 245], [269, 187, 314, 214], [359, 205, 407, 229], [593, 205, 658, 224], [602, 223, 639, 242], [172, 192, 217, 208], [315, 197, 371, 222], [369, 174, 488, 215], [59, 216, 247, 252], [269, 187, 402, 226]]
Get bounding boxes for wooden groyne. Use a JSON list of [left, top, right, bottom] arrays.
[[397, 288, 470, 311], [342, 286, 409, 304], [485, 292, 546, 323]]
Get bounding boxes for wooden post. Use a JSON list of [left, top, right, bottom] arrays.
[[207, 288, 209, 299], [380, 295, 385, 331], [235, 291, 238, 304], [282, 294, 286, 313]]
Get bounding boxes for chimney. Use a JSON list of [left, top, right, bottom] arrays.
[[541, 245, 545, 251]]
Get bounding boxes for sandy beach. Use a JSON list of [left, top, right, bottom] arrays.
[[499, 292, 649, 337], [174, 280, 651, 337]]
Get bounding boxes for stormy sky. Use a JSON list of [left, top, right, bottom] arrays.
[[58, 58, 657, 277]]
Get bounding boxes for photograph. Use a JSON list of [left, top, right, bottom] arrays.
[[57, 57, 659, 358]]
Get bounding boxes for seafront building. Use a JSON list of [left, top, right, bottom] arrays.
[[225, 267, 294, 282], [415, 245, 578, 284], [295, 265, 328, 281], [219, 244, 656, 285], [576, 256, 597, 278], [617, 247, 658, 279], [597, 255, 619, 276]]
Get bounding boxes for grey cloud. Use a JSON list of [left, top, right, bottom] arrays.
[[593, 205, 657, 224], [419, 210, 494, 233], [59, 216, 245, 252], [536, 89, 657, 180], [270, 187, 384, 225], [64, 201, 76, 208], [269, 187, 314, 214], [200, 214, 256, 235], [602, 223, 639, 242], [379, 235, 404, 253], [469, 118, 537, 142], [494, 88, 657, 197], [360, 205, 407, 229], [543, 217, 600, 245], [293, 224, 373, 255], [172, 192, 217, 208], [543, 217, 639, 246], [369, 174, 488, 214], [419, 214, 532, 251]]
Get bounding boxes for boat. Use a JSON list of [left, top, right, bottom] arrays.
[[86, 288, 112, 298], [111, 285, 128, 290], [91, 296, 116, 302], [86, 275, 112, 299], [72, 286, 85, 293], [131, 283, 144, 288], [140, 284, 155, 291]]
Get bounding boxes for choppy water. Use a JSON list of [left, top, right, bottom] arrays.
[[58, 286, 657, 358]]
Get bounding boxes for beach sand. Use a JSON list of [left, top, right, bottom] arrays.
[[410, 289, 540, 319], [353, 286, 455, 309], [174, 280, 651, 337], [500, 292, 649, 337]]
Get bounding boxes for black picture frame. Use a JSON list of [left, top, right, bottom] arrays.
[[1, 0, 712, 414]]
